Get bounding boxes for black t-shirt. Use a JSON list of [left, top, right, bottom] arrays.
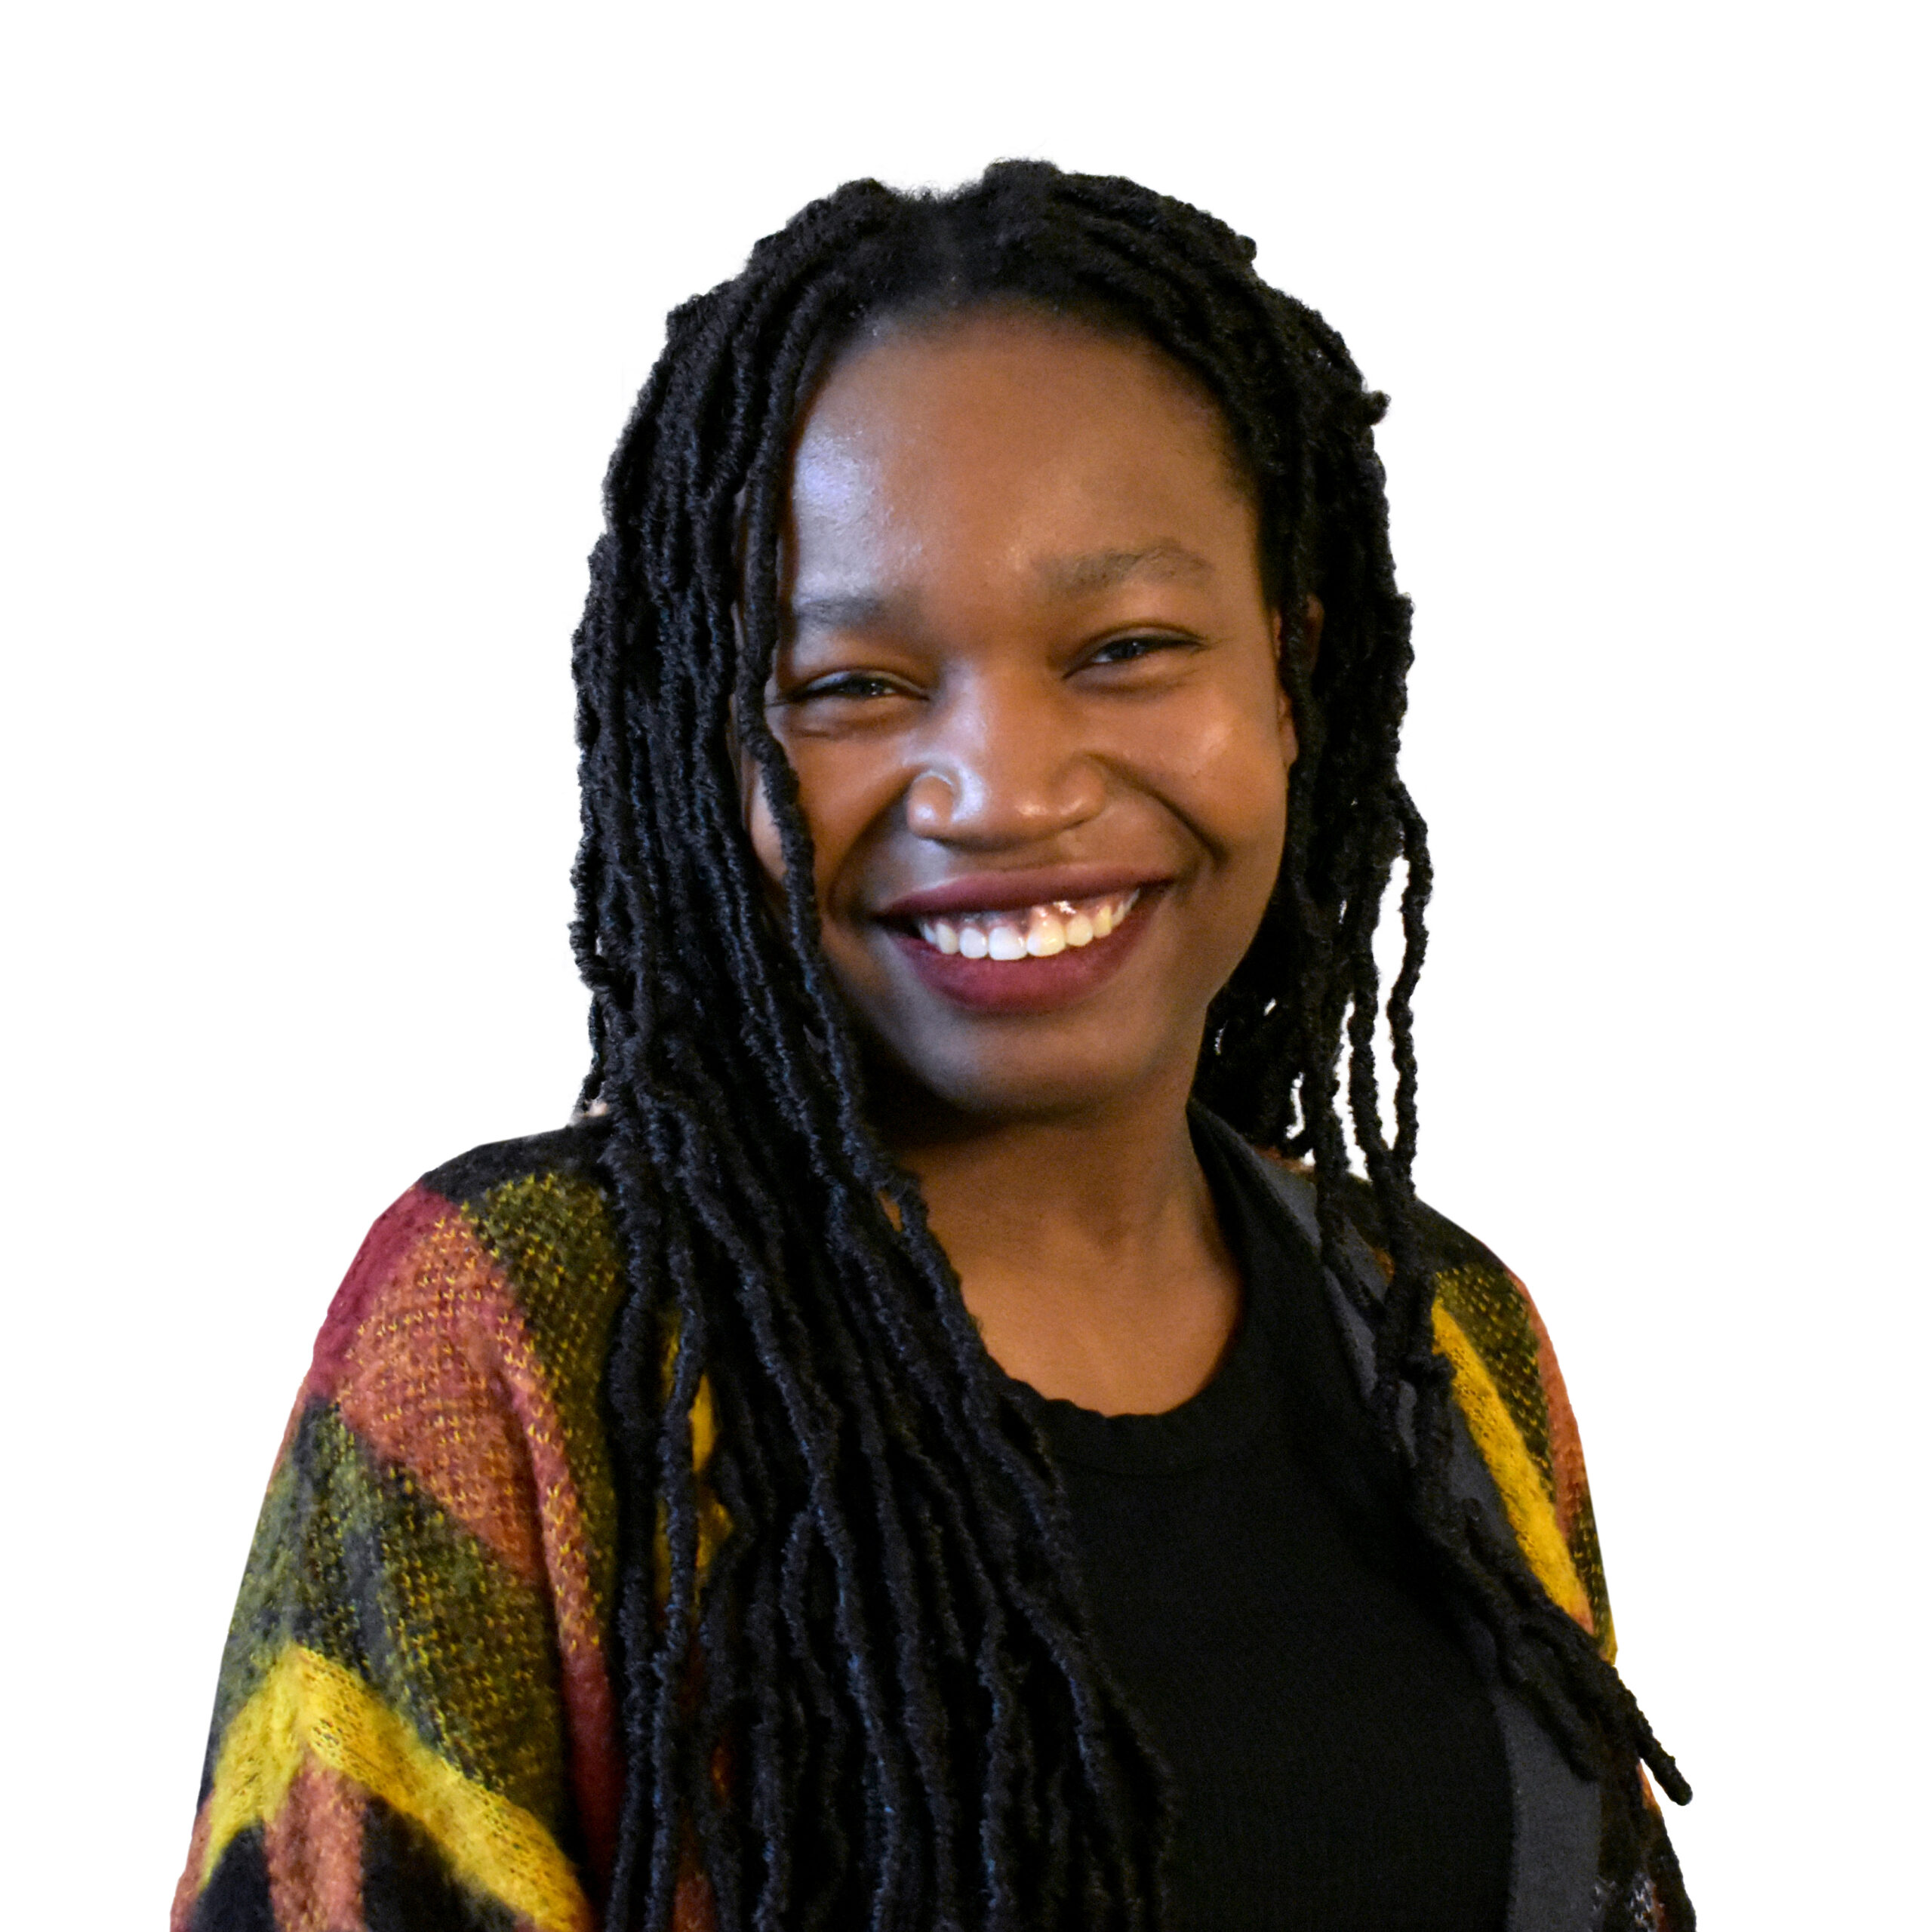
[[1023, 1132, 1512, 1932]]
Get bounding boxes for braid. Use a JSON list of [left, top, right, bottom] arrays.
[[572, 161, 1686, 1931]]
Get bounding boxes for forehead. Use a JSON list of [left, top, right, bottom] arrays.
[[784, 310, 1257, 595]]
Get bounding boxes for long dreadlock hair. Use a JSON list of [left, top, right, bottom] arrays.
[[570, 161, 1689, 1932]]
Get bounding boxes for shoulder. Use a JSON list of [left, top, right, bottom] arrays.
[[418, 1112, 617, 1208], [285, 1112, 634, 1631], [1389, 1182, 1619, 1659], [298, 1106, 631, 1517], [304, 1114, 625, 1405], [1235, 1134, 1616, 1657]]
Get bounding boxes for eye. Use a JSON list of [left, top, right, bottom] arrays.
[[789, 670, 915, 703], [1084, 633, 1194, 669]]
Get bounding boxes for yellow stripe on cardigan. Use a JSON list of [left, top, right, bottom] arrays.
[[654, 1327, 732, 1604], [1432, 1303, 1598, 1639], [203, 1644, 592, 1932]]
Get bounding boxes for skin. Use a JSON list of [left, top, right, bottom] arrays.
[[747, 309, 1313, 1414]]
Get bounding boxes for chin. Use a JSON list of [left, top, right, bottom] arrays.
[[866, 1026, 1186, 1129], [835, 933, 1227, 1133]]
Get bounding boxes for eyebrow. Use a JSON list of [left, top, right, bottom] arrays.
[[786, 591, 901, 634], [1037, 543, 1214, 595], [787, 544, 1214, 632]]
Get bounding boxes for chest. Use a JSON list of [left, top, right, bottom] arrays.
[[1052, 1413, 1514, 1932]]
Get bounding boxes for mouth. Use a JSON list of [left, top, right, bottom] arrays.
[[913, 886, 1143, 961], [879, 883, 1156, 1015]]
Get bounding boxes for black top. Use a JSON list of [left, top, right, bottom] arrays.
[[1023, 1130, 1512, 1932]]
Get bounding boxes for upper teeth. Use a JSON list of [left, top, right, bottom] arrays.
[[915, 889, 1143, 960]]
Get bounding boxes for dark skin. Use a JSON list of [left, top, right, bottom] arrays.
[[748, 309, 1318, 1414]]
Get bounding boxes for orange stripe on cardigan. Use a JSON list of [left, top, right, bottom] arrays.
[[1509, 1270, 1589, 1543], [320, 1202, 550, 1585], [263, 1758, 368, 1932], [171, 1795, 215, 1932]]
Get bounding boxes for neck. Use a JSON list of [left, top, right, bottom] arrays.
[[879, 1064, 1240, 1415]]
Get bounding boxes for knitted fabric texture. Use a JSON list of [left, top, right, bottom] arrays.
[[174, 1125, 1637, 1932]]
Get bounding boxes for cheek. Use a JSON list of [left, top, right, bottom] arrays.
[[1161, 695, 1294, 863], [744, 737, 900, 924], [1223, 758, 1289, 909]]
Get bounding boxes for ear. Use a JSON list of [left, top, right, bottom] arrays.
[[1273, 595, 1324, 765]]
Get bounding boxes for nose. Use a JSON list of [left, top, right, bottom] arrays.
[[903, 670, 1106, 848]]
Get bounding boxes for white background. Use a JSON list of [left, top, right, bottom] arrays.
[[3, 1, 1925, 1922]]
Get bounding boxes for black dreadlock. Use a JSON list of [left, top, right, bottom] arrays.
[[570, 162, 1689, 1932]]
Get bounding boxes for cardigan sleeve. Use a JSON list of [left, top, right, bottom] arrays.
[[172, 1161, 635, 1932]]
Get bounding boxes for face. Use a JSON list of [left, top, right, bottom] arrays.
[[746, 309, 1296, 1125]]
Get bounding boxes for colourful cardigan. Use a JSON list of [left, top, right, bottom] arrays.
[[173, 1116, 1677, 1932]]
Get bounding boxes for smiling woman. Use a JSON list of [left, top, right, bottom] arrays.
[[758, 317, 1291, 1091], [174, 164, 1692, 1932]]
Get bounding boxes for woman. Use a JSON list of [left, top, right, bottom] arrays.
[[174, 163, 1691, 1932]]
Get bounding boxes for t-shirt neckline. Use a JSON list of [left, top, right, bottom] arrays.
[[1008, 1122, 1306, 1477]]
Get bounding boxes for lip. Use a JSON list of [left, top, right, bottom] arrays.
[[874, 866, 1166, 921], [883, 884, 1160, 1016]]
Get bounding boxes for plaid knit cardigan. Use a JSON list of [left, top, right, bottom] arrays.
[[174, 1111, 1685, 1932]]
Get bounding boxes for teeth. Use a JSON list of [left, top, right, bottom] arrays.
[[915, 888, 1142, 962], [1026, 909, 1066, 957]]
